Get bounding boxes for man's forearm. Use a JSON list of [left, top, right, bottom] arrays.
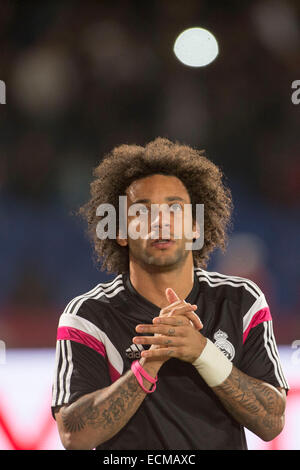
[[135, 314, 286, 442], [57, 359, 161, 449], [212, 365, 286, 441]]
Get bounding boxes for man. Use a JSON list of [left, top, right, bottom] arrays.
[[51, 137, 288, 450]]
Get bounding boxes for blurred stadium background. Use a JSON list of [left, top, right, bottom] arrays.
[[0, 0, 299, 450]]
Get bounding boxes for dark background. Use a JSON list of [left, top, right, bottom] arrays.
[[0, 0, 299, 347]]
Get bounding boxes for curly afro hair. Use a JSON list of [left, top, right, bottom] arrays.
[[79, 137, 233, 274]]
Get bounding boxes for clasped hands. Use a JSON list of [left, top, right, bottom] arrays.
[[133, 288, 207, 364]]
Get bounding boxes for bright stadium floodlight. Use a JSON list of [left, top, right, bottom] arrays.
[[173, 27, 219, 67]]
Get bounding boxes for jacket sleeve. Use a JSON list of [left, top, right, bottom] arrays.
[[240, 294, 289, 391]]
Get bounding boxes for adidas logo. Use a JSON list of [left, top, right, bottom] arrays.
[[126, 343, 145, 360]]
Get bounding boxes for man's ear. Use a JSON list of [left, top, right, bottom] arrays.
[[116, 232, 128, 247], [192, 220, 201, 240]]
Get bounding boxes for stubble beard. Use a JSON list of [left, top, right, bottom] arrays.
[[128, 239, 189, 272]]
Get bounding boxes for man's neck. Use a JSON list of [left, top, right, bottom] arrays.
[[129, 258, 195, 309]]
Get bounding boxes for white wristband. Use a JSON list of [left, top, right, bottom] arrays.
[[192, 338, 233, 387]]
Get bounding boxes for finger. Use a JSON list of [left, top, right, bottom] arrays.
[[167, 306, 203, 330], [159, 299, 182, 316], [165, 288, 180, 305], [141, 347, 177, 359], [153, 314, 191, 327], [166, 304, 197, 317], [154, 313, 203, 332], [133, 335, 181, 346], [160, 303, 197, 321], [135, 324, 179, 336], [153, 315, 194, 327]]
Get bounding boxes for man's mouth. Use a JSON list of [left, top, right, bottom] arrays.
[[150, 239, 175, 249]]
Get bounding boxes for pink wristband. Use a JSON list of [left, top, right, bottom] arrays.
[[131, 360, 158, 394]]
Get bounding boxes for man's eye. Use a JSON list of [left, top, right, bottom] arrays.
[[137, 206, 148, 214], [170, 203, 182, 212]]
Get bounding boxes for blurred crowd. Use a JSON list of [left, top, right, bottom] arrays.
[[0, 0, 299, 347]]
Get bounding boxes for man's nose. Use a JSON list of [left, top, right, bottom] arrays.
[[150, 207, 171, 237]]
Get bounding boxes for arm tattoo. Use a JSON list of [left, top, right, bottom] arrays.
[[61, 371, 145, 438], [213, 366, 286, 440]]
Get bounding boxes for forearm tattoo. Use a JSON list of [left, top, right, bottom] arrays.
[[213, 366, 285, 439], [61, 371, 145, 437]]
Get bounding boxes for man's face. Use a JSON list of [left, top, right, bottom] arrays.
[[118, 174, 196, 270]]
